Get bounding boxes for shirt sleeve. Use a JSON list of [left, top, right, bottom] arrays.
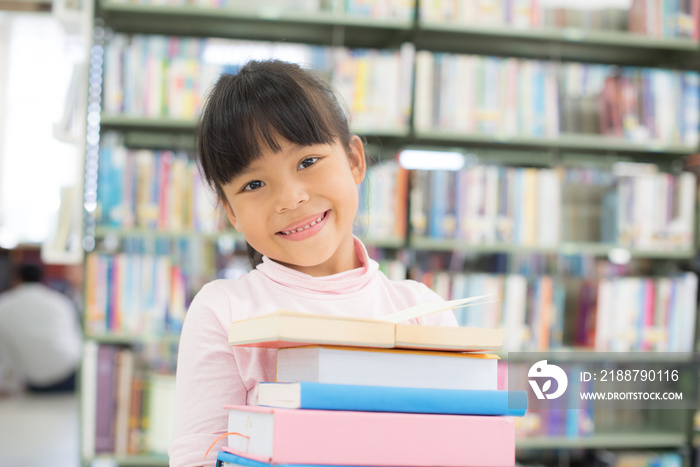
[[168, 282, 246, 467]]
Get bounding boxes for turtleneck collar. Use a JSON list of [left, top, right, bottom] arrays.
[[255, 236, 380, 296]]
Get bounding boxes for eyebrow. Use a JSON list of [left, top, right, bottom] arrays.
[[232, 143, 326, 182]]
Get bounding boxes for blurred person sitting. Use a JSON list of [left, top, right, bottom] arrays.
[[0, 264, 82, 394]]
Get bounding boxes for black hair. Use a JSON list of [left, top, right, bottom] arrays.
[[18, 264, 43, 283], [197, 59, 355, 267]]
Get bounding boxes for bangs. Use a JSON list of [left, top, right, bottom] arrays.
[[197, 61, 350, 189]]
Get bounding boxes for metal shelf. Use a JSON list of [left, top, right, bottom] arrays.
[[99, 114, 411, 147], [85, 454, 170, 466], [517, 432, 687, 449], [94, 225, 233, 241], [86, 333, 181, 344], [101, 115, 698, 158], [409, 236, 696, 259], [97, 2, 413, 48], [414, 130, 697, 157], [419, 22, 700, 51], [416, 21, 700, 67], [94, 226, 404, 250], [500, 348, 699, 362]]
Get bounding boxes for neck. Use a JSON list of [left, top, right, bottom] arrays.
[[277, 235, 362, 277]]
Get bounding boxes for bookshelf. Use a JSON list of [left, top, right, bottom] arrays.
[[409, 236, 697, 259], [96, 1, 414, 47], [80, 0, 700, 465]]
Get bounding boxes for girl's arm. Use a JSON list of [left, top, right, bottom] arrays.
[[168, 282, 247, 467]]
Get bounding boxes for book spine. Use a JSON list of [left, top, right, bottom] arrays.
[[286, 383, 528, 416]]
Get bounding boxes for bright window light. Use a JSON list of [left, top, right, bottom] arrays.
[[398, 149, 467, 171], [0, 14, 81, 247]]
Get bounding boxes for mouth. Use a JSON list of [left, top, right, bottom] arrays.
[[276, 210, 330, 239]]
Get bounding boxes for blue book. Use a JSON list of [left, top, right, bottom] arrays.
[[216, 450, 375, 467], [256, 381, 527, 416]]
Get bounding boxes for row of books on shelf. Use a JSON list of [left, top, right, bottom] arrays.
[[410, 165, 696, 250], [519, 452, 684, 467], [84, 235, 697, 353], [104, 0, 700, 41], [592, 451, 683, 467], [420, 0, 699, 40], [93, 138, 697, 253], [109, 0, 415, 20], [415, 51, 700, 146], [81, 342, 176, 457], [102, 33, 700, 146], [506, 358, 690, 447], [103, 34, 413, 131], [356, 160, 408, 239], [501, 361, 595, 439], [414, 270, 698, 352], [85, 252, 187, 336], [84, 236, 218, 335], [94, 141, 407, 240], [97, 137, 222, 232]]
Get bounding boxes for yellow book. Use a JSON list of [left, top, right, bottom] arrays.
[[229, 311, 395, 349], [229, 296, 503, 352]]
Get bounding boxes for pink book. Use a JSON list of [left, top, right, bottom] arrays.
[[224, 405, 515, 467]]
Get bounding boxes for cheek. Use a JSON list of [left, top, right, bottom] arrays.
[[230, 203, 258, 230], [326, 174, 359, 209]]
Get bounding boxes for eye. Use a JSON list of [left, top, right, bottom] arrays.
[[298, 157, 319, 170], [243, 180, 265, 192]]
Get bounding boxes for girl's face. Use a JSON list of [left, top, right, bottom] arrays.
[[222, 136, 366, 277]]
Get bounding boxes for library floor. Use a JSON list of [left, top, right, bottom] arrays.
[[0, 392, 79, 467]]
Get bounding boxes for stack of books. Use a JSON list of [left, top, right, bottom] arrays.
[[216, 298, 528, 467]]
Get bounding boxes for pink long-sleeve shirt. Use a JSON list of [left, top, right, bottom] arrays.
[[169, 237, 457, 467]]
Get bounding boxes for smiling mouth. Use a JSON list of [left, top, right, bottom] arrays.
[[277, 210, 330, 236]]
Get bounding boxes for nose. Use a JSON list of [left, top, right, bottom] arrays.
[[274, 180, 309, 213]]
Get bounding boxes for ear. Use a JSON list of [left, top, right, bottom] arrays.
[[223, 198, 240, 232], [348, 135, 367, 185]]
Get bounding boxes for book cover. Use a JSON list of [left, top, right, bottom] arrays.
[[95, 345, 119, 453], [229, 305, 503, 351], [256, 381, 527, 416], [275, 346, 499, 390], [225, 405, 515, 467]]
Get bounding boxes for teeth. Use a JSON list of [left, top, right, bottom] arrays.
[[281, 213, 325, 235]]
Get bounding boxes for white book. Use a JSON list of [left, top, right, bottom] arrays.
[[503, 58, 518, 136], [114, 349, 134, 456], [537, 169, 560, 246], [467, 165, 484, 243], [654, 277, 671, 351], [680, 273, 698, 352], [433, 271, 452, 301], [675, 172, 696, 247], [545, 62, 560, 137], [483, 165, 498, 244], [275, 346, 499, 390], [413, 51, 434, 131], [81, 340, 98, 459], [399, 42, 415, 128], [595, 280, 613, 351], [502, 275, 527, 352], [634, 175, 655, 249], [103, 34, 127, 114], [145, 374, 177, 454]]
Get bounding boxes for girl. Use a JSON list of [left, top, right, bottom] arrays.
[[169, 59, 457, 467]]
